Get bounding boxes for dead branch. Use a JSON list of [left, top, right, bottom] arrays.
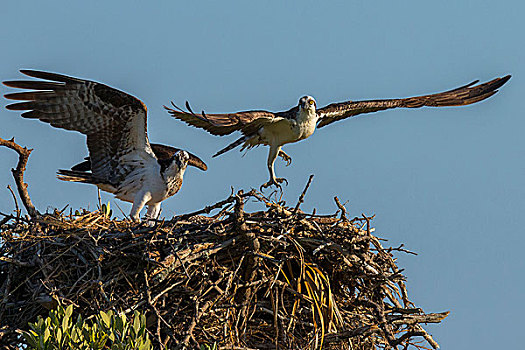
[[292, 174, 314, 217], [0, 137, 39, 218]]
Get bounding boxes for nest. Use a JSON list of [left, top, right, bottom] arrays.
[[0, 187, 447, 349]]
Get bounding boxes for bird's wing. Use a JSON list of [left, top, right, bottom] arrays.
[[165, 102, 280, 136], [150, 144, 208, 171], [4, 70, 152, 185], [68, 143, 208, 173], [316, 75, 511, 128]]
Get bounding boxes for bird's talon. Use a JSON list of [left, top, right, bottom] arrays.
[[144, 220, 156, 227], [260, 177, 288, 191], [278, 151, 292, 167], [276, 177, 288, 186], [260, 182, 275, 191]]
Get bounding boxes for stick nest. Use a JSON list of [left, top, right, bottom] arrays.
[[0, 189, 447, 349]]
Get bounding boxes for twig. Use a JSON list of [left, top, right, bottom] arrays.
[[6, 185, 20, 219], [291, 175, 315, 218], [333, 196, 348, 222], [172, 189, 256, 221]]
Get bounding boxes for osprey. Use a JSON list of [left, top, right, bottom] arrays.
[[166, 75, 511, 189], [3, 70, 207, 221]]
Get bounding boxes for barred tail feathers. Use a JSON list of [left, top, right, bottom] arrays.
[[56, 169, 95, 184], [213, 136, 247, 158]]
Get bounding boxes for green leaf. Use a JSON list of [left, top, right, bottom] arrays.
[[99, 311, 111, 328], [71, 327, 79, 342], [56, 327, 62, 346], [76, 314, 83, 328], [139, 341, 152, 350], [22, 304, 151, 350], [65, 304, 73, 319], [43, 326, 50, 343], [62, 312, 70, 334], [101, 201, 111, 218], [132, 312, 140, 335]]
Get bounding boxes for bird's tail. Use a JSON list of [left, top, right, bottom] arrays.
[[213, 136, 247, 158], [56, 169, 95, 184], [71, 158, 91, 171]]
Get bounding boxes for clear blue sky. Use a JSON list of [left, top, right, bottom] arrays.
[[0, 1, 522, 348]]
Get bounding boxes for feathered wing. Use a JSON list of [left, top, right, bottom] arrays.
[[148, 144, 207, 171], [165, 102, 286, 137], [316, 75, 511, 128], [4, 70, 152, 186], [67, 143, 208, 174]]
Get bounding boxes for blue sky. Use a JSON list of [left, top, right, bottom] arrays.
[[0, 1, 523, 348]]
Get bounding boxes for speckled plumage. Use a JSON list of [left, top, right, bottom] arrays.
[[4, 70, 207, 220]]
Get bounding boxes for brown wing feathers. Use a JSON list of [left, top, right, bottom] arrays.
[[4, 70, 148, 135], [316, 75, 511, 128], [398, 76, 509, 107], [165, 101, 277, 136]]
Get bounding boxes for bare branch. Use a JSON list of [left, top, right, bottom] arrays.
[[0, 137, 39, 217]]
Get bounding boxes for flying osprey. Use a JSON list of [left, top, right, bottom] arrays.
[[3, 70, 207, 221], [166, 75, 510, 189]]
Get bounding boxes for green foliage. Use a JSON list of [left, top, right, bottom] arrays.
[[100, 202, 113, 219], [22, 304, 151, 350]]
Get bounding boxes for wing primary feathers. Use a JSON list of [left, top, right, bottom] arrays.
[[169, 101, 186, 113], [185, 100, 208, 121], [201, 110, 210, 122], [3, 80, 65, 90], [184, 101, 195, 115], [167, 101, 211, 124], [446, 80, 480, 92], [5, 101, 47, 111], [4, 91, 58, 100], [317, 75, 511, 128], [20, 110, 44, 119], [184, 100, 211, 122], [19, 69, 84, 83]]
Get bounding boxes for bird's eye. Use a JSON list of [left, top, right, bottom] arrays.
[[308, 100, 314, 105]]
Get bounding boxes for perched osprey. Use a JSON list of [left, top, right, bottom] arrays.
[[3, 70, 207, 221], [166, 76, 510, 189]]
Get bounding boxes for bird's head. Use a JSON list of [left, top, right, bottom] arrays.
[[163, 150, 190, 177], [298, 96, 316, 112], [174, 150, 189, 169]]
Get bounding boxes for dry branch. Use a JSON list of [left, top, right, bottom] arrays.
[[0, 137, 39, 218], [0, 189, 448, 349]]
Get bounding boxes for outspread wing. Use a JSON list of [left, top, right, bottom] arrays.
[[4, 70, 152, 186], [165, 102, 281, 136], [316, 75, 511, 128]]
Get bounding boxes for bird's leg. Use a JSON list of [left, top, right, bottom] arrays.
[[144, 203, 161, 227], [260, 146, 288, 190], [278, 149, 292, 166], [146, 203, 161, 219], [130, 191, 152, 222]]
